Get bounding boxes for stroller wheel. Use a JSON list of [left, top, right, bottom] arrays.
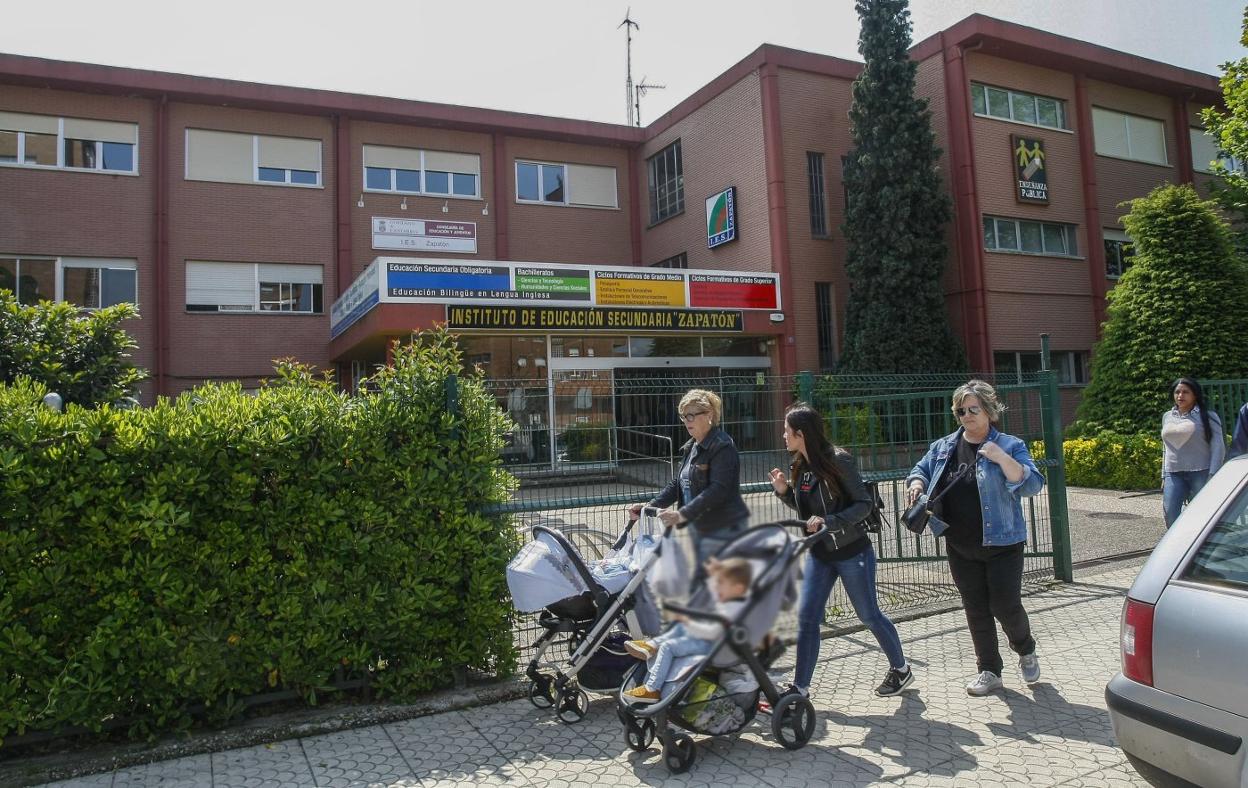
[[663, 733, 696, 774], [771, 694, 816, 750], [527, 677, 555, 709], [624, 717, 656, 751], [555, 687, 589, 724]]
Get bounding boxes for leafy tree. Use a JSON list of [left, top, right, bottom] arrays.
[[1201, 7, 1248, 247], [1072, 184, 1248, 435], [839, 0, 965, 373], [0, 290, 145, 408]]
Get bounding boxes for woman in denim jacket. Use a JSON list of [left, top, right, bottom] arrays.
[[627, 388, 750, 585], [905, 380, 1045, 697]]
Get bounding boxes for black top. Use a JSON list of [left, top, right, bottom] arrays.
[[936, 436, 983, 546], [649, 426, 751, 535], [776, 449, 874, 562]]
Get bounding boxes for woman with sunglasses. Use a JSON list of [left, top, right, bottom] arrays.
[[627, 388, 750, 585], [905, 380, 1044, 697]]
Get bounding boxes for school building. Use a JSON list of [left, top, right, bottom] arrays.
[[0, 14, 1224, 457]]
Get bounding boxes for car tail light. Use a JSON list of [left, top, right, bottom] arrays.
[[1122, 597, 1155, 687]]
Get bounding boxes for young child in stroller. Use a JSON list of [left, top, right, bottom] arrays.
[[621, 557, 753, 704]]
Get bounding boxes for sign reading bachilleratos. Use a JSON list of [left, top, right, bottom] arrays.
[[446, 305, 744, 332], [1012, 135, 1048, 203]]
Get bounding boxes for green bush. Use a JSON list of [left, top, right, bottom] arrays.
[[1033, 432, 1162, 490], [1072, 184, 1248, 436], [0, 327, 517, 743], [0, 289, 145, 408]]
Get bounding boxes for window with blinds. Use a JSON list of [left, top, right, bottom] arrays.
[[0, 111, 137, 172], [1092, 108, 1168, 166], [362, 145, 480, 197], [186, 261, 323, 313], [186, 130, 322, 186], [515, 160, 617, 208]]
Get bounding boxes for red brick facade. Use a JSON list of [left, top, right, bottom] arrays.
[[0, 15, 1222, 409]]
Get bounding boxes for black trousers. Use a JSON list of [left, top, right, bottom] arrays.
[[945, 540, 1035, 676]]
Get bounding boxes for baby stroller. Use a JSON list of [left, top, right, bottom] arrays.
[[616, 519, 826, 773], [507, 514, 667, 723]]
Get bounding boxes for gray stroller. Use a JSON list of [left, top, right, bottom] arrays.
[[616, 519, 826, 773], [507, 516, 666, 723]]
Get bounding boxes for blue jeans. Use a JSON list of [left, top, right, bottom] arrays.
[[644, 624, 712, 691], [1163, 470, 1209, 527], [794, 544, 905, 689]]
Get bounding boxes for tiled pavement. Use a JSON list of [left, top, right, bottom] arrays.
[[44, 563, 1147, 787]]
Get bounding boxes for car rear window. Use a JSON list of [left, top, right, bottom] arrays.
[[1183, 483, 1248, 590]]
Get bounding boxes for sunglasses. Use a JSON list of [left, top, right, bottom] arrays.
[[681, 410, 709, 422], [954, 405, 983, 418]]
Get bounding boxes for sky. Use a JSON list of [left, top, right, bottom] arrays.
[[0, 0, 1243, 125]]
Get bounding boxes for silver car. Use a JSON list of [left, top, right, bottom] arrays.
[[1107, 455, 1248, 787]]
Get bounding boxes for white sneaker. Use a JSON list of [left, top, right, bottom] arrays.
[[1019, 652, 1041, 684], [966, 671, 1003, 696]]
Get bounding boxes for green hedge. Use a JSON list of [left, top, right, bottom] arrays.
[[1033, 432, 1162, 490], [0, 328, 518, 743]]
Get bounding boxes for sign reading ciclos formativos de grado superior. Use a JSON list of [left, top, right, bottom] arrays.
[[1012, 135, 1048, 204]]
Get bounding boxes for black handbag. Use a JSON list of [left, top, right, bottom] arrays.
[[902, 462, 971, 534]]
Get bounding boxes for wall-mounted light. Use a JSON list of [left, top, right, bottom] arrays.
[[441, 200, 449, 214], [482, 201, 489, 216], [400, 196, 408, 211], [356, 194, 365, 208]]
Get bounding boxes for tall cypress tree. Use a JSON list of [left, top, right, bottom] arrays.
[[839, 0, 965, 373]]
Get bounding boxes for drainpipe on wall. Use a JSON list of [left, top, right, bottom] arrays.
[[1174, 94, 1195, 185], [1074, 74, 1108, 334], [628, 148, 642, 267], [759, 61, 798, 374], [942, 35, 991, 371], [153, 94, 169, 397], [492, 133, 509, 259], [335, 115, 353, 297]]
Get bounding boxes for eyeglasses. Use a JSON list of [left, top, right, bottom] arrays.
[[954, 405, 983, 418], [681, 410, 709, 422]]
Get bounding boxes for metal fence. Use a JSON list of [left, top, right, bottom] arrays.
[[489, 367, 1072, 662]]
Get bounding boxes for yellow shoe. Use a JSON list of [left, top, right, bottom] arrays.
[[623, 686, 661, 704], [624, 640, 656, 660]]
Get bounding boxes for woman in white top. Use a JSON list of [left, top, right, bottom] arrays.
[[1161, 377, 1225, 527]]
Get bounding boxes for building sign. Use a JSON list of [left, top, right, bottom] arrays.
[[689, 273, 777, 309], [594, 270, 686, 307], [329, 258, 380, 339], [705, 187, 737, 248], [1012, 136, 1048, 203], [515, 266, 592, 301], [387, 262, 511, 298], [371, 217, 478, 253], [446, 305, 744, 332]]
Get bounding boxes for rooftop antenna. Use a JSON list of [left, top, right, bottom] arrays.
[[635, 76, 666, 127], [619, 10, 639, 126]]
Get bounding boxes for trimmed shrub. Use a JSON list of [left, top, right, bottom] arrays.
[[0, 327, 517, 743], [1033, 432, 1162, 490], [0, 290, 145, 408], [1071, 184, 1248, 436]]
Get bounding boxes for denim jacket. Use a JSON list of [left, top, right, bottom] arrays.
[[650, 427, 751, 535], [905, 426, 1044, 546]]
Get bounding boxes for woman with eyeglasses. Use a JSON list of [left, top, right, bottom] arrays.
[[905, 380, 1045, 697], [1161, 377, 1224, 527], [627, 388, 750, 585]]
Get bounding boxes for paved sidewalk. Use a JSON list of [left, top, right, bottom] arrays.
[[43, 561, 1147, 787]]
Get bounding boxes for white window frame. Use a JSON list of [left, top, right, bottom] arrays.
[[1103, 228, 1134, 279], [185, 261, 324, 314], [515, 160, 569, 205], [983, 216, 1079, 258], [252, 136, 321, 188], [970, 83, 1069, 131], [1189, 126, 1245, 175], [0, 116, 139, 175], [0, 255, 138, 308], [1093, 107, 1169, 166], [361, 149, 479, 199], [994, 350, 1088, 386]]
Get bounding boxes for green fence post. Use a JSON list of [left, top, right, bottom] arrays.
[[1039, 335, 1073, 582], [798, 371, 815, 406]]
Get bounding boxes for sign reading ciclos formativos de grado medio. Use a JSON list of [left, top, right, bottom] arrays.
[[1012, 135, 1048, 204], [705, 186, 737, 249]]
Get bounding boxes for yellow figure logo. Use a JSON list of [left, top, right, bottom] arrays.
[[1016, 140, 1045, 179]]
